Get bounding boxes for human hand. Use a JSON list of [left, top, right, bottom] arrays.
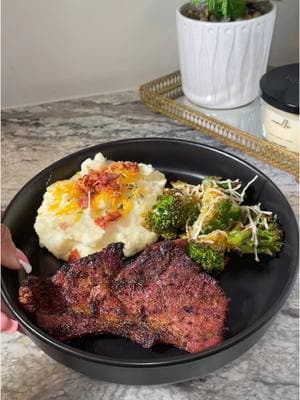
[[1, 224, 32, 333]]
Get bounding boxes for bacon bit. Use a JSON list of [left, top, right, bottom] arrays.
[[77, 170, 121, 195], [76, 162, 139, 199], [95, 211, 121, 229], [68, 248, 81, 262], [59, 222, 70, 231], [78, 195, 89, 209]]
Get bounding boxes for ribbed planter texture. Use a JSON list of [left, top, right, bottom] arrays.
[[176, 2, 276, 109]]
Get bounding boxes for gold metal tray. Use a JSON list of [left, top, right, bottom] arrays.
[[140, 71, 299, 180]]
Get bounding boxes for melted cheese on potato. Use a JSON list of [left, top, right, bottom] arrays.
[[34, 153, 166, 261]]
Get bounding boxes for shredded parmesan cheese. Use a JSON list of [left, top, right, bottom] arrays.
[[242, 203, 274, 262], [239, 175, 258, 203], [87, 190, 91, 212], [189, 194, 224, 240], [207, 188, 228, 198], [245, 207, 259, 261], [175, 175, 263, 250], [171, 181, 204, 202], [214, 175, 258, 204], [198, 239, 214, 244]]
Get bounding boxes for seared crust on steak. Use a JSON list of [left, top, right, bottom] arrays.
[[19, 241, 229, 353]]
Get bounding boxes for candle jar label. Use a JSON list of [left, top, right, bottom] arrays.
[[262, 101, 299, 153]]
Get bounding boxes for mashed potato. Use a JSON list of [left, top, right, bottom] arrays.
[[34, 153, 166, 261]]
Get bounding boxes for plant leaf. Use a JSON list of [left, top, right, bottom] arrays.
[[203, 0, 246, 19], [191, 0, 201, 7]]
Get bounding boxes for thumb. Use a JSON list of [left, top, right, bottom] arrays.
[[1, 224, 32, 273], [0, 311, 18, 333], [1, 224, 19, 269]]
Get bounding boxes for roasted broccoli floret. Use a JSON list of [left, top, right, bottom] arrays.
[[203, 198, 245, 234], [187, 241, 225, 274], [184, 198, 200, 224], [195, 193, 245, 235], [146, 190, 199, 239], [228, 222, 283, 256], [189, 178, 246, 236], [196, 230, 228, 252]]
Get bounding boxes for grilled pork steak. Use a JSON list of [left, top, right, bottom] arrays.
[[19, 240, 229, 353]]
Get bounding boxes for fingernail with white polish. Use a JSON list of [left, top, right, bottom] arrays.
[[18, 259, 32, 274]]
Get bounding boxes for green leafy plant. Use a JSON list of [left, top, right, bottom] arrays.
[[191, 0, 247, 20]]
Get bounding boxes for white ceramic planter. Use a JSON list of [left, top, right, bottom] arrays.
[[176, 3, 276, 109]]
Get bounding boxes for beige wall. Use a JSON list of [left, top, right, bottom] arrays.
[[2, 0, 299, 108], [269, 0, 299, 66]]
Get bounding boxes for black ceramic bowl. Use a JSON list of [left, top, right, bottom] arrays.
[[2, 138, 298, 385]]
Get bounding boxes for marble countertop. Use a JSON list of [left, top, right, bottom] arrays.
[[1, 91, 299, 400]]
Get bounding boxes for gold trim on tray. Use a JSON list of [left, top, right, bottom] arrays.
[[140, 71, 299, 180]]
